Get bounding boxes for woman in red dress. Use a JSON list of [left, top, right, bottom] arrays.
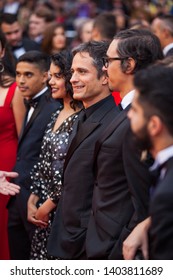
[[0, 30, 25, 259]]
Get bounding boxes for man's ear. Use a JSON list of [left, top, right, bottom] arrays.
[[102, 74, 108, 85], [42, 72, 49, 83], [148, 115, 163, 136], [122, 57, 136, 74]]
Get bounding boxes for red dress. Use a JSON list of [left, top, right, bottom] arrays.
[[0, 82, 18, 259]]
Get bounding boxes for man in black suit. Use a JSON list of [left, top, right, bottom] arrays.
[[47, 41, 119, 259], [123, 61, 173, 260], [151, 15, 173, 57], [0, 13, 40, 60], [7, 51, 60, 260], [85, 29, 163, 259]]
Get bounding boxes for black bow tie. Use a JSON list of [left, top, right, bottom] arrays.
[[12, 44, 23, 51], [24, 96, 41, 110]]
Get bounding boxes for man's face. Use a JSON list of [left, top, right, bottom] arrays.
[[28, 14, 46, 38], [128, 90, 152, 151], [70, 52, 107, 108], [151, 18, 165, 49], [81, 21, 93, 43], [1, 21, 23, 47], [103, 39, 126, 93], [16, 62, 47, 99]]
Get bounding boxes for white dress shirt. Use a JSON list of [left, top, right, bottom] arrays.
[[120, 90, 135, 109]]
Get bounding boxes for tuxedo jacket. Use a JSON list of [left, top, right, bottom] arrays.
[[10, 37, 40, 63], [8, 90, 60, 210], [149, 157, 173, 260], [86, 107, 151, 259], [22, 37, 40, 52], [47, 95, 119, 259]]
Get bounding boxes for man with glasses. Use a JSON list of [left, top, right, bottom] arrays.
[[86, 29, 163, 259]]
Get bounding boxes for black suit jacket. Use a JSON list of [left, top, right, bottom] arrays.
[[149, 157, 173, 260], [47, 95, 119, 259], [86, 107, 151, 259], [8, 90, 60, 211]]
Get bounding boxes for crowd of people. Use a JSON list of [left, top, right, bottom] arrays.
[[0, 0, 173, 260]]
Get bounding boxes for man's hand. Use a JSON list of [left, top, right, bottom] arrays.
[[123, 217, 151, 260], [0, 171, 20, 195]]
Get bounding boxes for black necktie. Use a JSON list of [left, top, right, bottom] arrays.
[[118, 103, 123, 111], [150, 166, 162, 187], [149, 164, 163, 197]]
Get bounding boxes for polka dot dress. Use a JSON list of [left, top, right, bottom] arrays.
[[30, 109, 79, 259]]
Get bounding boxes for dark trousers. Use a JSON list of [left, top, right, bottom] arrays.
[[8, 196, 36, 260]]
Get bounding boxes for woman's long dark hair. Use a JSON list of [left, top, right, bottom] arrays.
[[0, 30, 16, 87]]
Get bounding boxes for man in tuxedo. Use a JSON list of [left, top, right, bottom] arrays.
[[47, 41, 119, 259], [85, 29, 163, 259], [0, 13, 40, 60], [151, 15, 173, 57], [126, 64, 173, 259], [7, 51, 60, 260]]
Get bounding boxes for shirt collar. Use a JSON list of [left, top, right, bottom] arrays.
[[163, 43, 173, 56], [33, 86, 48, 99], [150, 145, 173, 171], [85, 95, 112, 119], [121, 90, 135, 109]]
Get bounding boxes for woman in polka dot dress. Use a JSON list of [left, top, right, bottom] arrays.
[[27, 50, 82, 259]]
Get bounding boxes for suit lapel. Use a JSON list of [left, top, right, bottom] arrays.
[[93, 104, 131, 163], [18, 91, 48, 145], [63, 96, 116, 171], [64, 121, 100, 172]]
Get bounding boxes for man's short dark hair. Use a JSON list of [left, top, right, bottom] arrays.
[[114, 29, 163, 73], [17, 51, 50, 72], [134, 64, 173, 136], [93, 12, 117, 41], [154, 14, 173, 36], [0, 13, 18, 26]]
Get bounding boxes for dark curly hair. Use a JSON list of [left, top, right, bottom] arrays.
[[50, 50, 82, 110]]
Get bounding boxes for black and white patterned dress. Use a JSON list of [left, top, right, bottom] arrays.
[[30, 108, 79, 259]]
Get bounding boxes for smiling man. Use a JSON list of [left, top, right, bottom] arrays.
[[47, 41, 119, 259]]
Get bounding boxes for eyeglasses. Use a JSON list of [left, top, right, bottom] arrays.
[[102, 56, 126, 68]]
